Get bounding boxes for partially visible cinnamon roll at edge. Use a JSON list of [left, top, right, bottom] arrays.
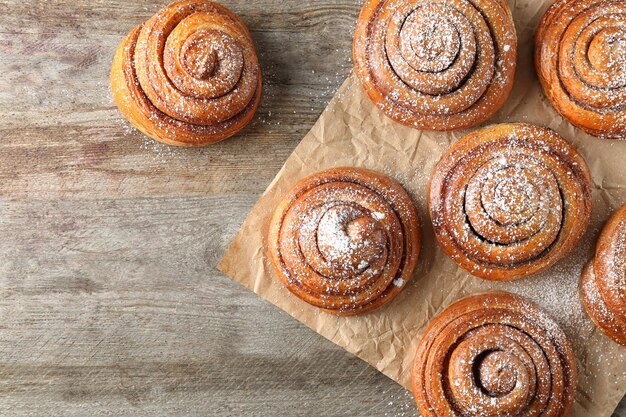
[[581, 205, 626, 345], [536, 0, 626, 138], [412, 292, 577, 417]]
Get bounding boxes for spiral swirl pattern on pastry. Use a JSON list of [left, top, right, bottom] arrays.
[[581, 205, 626, 345], [536, 0, 626, 138], [429, 123, 592, 280], [110, 0, 262, 146], [268, 168, 421, 315], [412, 292, 577, 417], [353, 0, 517, 131]]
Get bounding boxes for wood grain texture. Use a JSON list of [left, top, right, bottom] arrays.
[[0, 0, 623, 415]]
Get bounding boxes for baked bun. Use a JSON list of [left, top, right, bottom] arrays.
[[536, 0, 626, 138], [581, 205, 626, 345], [429, 123, 592, 280], [353, 0, 517, 130], [268, 167, 420, 315], [111, 0, 262, 146], [412, 292, 577, 417]]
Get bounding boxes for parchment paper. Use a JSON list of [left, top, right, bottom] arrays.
[[219, 0, 626, 415]]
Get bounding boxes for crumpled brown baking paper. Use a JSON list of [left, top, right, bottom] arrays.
[[219, 0, 626, 415]]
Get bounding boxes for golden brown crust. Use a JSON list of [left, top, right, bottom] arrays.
[[429, 123, 592, 280], [412, 292, 577, 417], [536, 0, 626, 139], [353, 0, 517, 131], [110, 0, 262, 146], [580, 205, 626, 345], [267, 167, 421, 316]]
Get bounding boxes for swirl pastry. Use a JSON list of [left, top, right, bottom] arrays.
[[536, 0, 626, 138], [581, 205, 626, 345], [429, 123, 592, 281], [268, 168, 421, 315], [110, 0, 262, 146], [412, 292, 577, 417], [353, 0, 517, 131]]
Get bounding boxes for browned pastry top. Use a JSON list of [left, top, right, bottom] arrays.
[[536, 0, 626, 138], [267, 167, 421, 315], [581, 205, 626, 345], [353, 0, 517, 131], [110, 0, 262, 146], [429, 123, 592, 280], [412, 292, 577, 417]]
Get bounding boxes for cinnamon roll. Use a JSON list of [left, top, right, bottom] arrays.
[[110, 0, 262, 146], [268, 168, 421, 315], [353, 0, 517, 131], [581, 205, 626, 345], [536, 0, 626, 138], [429, 123, 592, 281], [412, 292, 577, 417]]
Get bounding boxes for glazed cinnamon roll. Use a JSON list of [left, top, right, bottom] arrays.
[[268, 168, 421, 315], [110, 0, 262, 146], [353, 0, 517, 131], [536, 0, 626, 138], [412, 292, 577, 417], [581, 205, 626, 345], [429, 123, 592, 281]]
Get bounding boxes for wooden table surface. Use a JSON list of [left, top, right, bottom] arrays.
[[0, 0, 624, 415]]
